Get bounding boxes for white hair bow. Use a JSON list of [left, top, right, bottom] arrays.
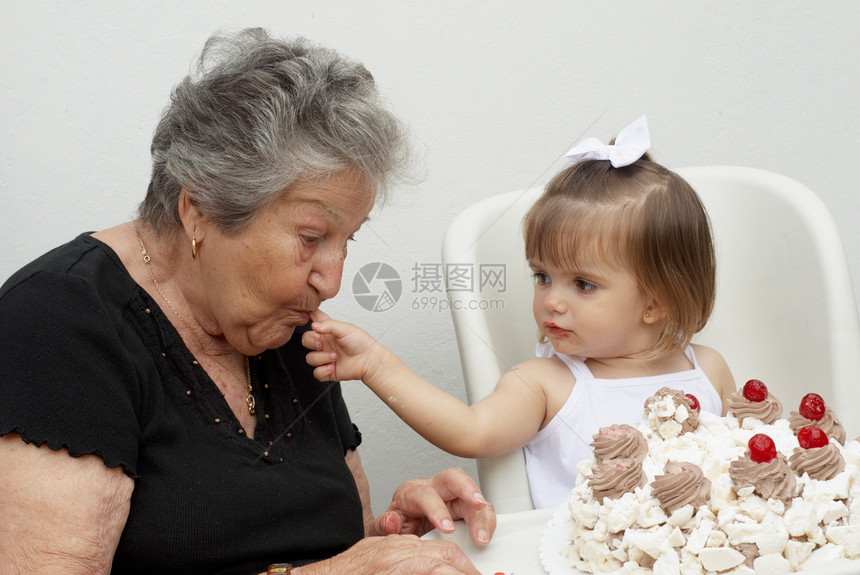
[[563, 116, 650, 168]]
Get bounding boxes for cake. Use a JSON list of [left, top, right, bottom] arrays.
[[560, 382, 860, 574]]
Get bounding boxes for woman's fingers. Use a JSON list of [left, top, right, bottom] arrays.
[[431, 469, 495, 546], [385, 469, 495, 546], [320, 535, 480, 575]]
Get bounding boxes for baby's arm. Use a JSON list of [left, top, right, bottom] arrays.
[[691, 343, 736, 415], [302, 310, 547, 458]]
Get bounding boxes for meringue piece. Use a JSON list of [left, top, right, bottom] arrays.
[[667, 527, 686, 547], [606, 493, 639, 533], [637, 500, 669, 528], [698, 546, 745, 572], [569, 497, 599, 529], [658, 420, 683, 440], [849, 497, 860, 526], [783, 539, 816, 570], [684, 518, 715, 555], [826, 525, 860, 559], [801, 466, 851, 501], [737, 493, 768, 521], [842, 438, 860, 466], [756, 513, 789, 555], [625, 530, 661, 559], [816, 499, 849, 525], [782, 499, 818, 537], [667, 504, 695, 528], [752, 553, 791, 575], [679, 551, 705, 575], [706, 529, 728, 547], [765, 498, 786, 516], [803, 542, 844, 565], [652, 546, 680, 575], [723, 518, 759, 546], [580, 539, 622, 572]]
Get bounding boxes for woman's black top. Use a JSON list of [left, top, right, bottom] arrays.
[[0, 234, 365, 574]]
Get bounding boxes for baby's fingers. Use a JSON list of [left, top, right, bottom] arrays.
[[310, 309, 331, 323], [305, 350, 337, 381], [305, 350, 336, 367], [312, 364, 337, 381], [301, 329, 325, 351], [309, 309, 341, 336]]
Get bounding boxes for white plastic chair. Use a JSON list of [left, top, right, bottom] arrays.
[[441, 165, 860, 514]]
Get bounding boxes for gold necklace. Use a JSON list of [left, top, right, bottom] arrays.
[[136, 233, 256, 416]]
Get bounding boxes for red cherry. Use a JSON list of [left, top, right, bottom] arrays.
[[748, 433, 777, 463], [742, 379, 768, 402], [685, 393, 701, 413], [797, 425, 829, 449], [799, 393, 826, 421]]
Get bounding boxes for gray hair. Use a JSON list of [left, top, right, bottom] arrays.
[[139, 27, 410, 234]]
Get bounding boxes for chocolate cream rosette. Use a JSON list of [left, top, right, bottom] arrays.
[[788, 424, 845, 480], [587, 458, 647, 504], [589, 424, 648, 463], [728, 379, 783, 425], [650, 461, 711, 513], [787, 392, 846, 445], [729, 433, 796, 505]]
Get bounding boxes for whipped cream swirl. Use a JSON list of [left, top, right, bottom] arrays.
[[729, 453, 796, 504], [728, 390, 783, 424], [590, 424, 648, 463], [788, 407, 846, 445], [650, 461, 711, 513], [789, 442, 845, 480], [588, 458, 646, 504]]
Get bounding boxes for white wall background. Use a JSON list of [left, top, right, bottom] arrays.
[[2, 1, 859, 515]]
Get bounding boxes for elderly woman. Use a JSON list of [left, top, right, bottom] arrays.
[[0, 28, 493, 574]]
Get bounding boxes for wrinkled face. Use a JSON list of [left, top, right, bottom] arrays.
[[198, 170, 375, 355], [530, 254, 652, 360]]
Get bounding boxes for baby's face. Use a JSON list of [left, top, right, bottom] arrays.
[[529, 255, 653, 360]]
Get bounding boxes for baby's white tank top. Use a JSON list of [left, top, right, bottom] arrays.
[[523, 342, 722, 509]]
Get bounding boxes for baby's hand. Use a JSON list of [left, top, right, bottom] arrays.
[[302, 310, 385, 383]]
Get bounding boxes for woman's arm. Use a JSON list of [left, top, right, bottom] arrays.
[[303, 312, 548, 458], [345, 448, 376, 535], [0, 434, 133, 574]]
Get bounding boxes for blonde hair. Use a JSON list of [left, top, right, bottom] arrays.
[[523, 153, 715, 359]]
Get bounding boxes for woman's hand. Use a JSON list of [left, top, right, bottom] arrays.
[[292, 469, 493, 575], [302, 309, 389, 383], [371, 468, 496, 547], [294, 535, 481, 575]]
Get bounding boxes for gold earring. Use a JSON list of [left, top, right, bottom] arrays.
[[191, 237, 198, 259], [645, 312, 651, 319]]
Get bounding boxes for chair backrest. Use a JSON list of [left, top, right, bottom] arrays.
[[441, 165, 860, 514]]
